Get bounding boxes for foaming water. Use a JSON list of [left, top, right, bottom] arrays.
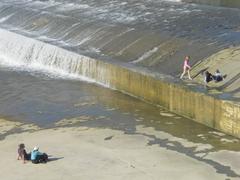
[[0, 54, 89, 83], [0, 0, 238, 76], [0, 29, 111, 87], [0, 29, 91, 79], [0, 55, 94, 82]]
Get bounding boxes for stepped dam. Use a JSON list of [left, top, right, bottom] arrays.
[[0, 0, 240, 137]]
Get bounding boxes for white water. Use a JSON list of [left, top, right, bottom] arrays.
[[132, 47, 159, 64], [0, 14, 13, 23], [0, 28, 109, 85], [0, 0, 237, 78], [0, 54, 93, 82]]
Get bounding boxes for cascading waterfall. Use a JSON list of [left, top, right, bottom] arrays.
[[0, 28, 111, 86]]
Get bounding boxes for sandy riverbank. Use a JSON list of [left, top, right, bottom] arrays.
[[0, 118, 239, 180]]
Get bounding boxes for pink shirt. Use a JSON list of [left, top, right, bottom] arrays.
[[183, 60, 191, 70]]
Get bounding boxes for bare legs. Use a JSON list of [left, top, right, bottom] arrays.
[[180, 69, 192, 80]]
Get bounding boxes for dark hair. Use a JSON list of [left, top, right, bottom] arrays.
[[205, 71, 211, 76], [19, 143, 25, 149]]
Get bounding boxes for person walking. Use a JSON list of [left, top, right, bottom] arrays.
[[180, 56, 192, 80]]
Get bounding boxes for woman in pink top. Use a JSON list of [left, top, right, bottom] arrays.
[[180, 56, 192, 80]]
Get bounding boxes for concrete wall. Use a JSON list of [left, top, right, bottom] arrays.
[[78, 58, 240, 138]]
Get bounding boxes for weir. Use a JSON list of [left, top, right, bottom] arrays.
[[0, 0, 240, 137], [0, 28, 239, 138], [0, 0, 239, 76]]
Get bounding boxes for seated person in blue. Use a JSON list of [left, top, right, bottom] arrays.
[[204, 70, 224, 84], [31, 146, 48, 164], [213, 69, 223, 82]]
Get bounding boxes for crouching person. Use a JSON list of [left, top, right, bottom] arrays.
[[31, 147, 48, 164]]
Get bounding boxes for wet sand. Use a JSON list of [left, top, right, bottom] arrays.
[[1, 118, 239, 180]]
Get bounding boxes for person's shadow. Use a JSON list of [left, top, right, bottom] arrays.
[[192, 67, 208, 79], [48, 156, 64, 162]]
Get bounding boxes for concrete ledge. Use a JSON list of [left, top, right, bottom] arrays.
[[73, 55, 240, 138]]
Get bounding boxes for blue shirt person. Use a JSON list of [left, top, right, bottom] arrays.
[[31, 147, 48, 163], [31, 147, 43, 161]]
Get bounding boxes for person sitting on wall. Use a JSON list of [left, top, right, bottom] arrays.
[[213, 69, 224, 82], [204, 71, 214, 84], [17, 143, 31, 164], [31, 146, 48, 164]]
